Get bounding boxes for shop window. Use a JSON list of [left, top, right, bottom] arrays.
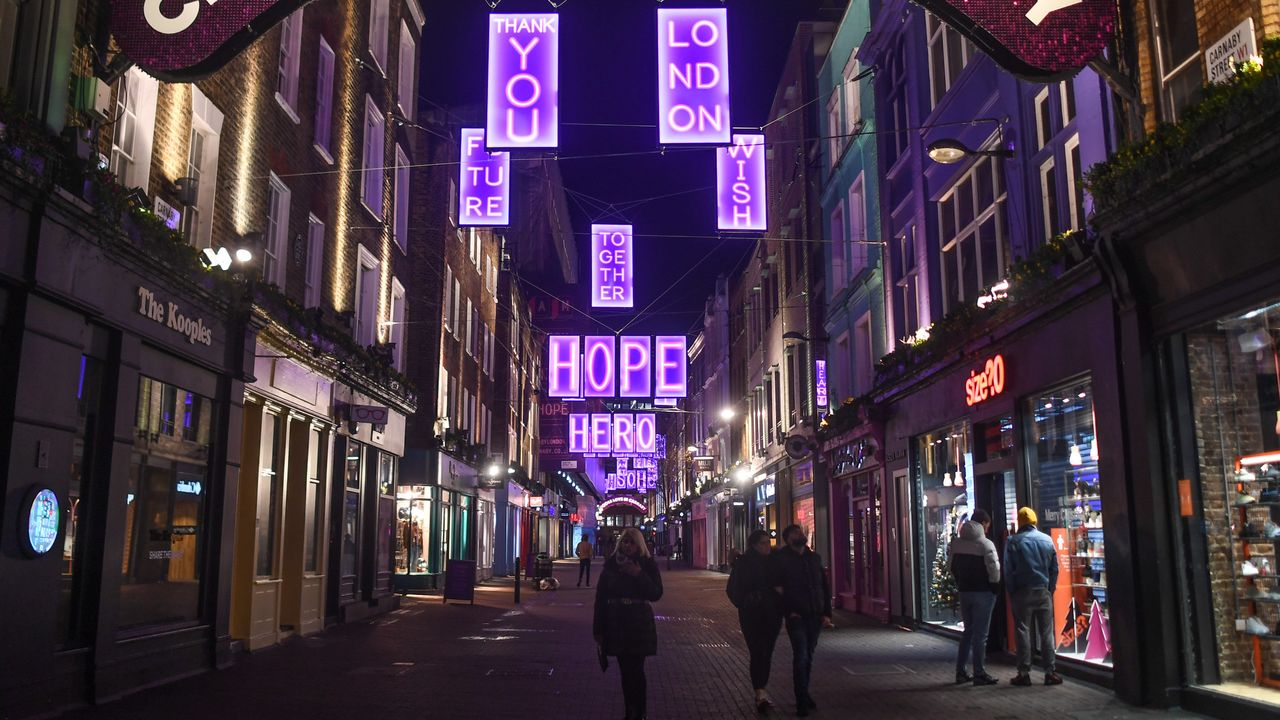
[[256, 411, 283, 577], [341, 441, 363, 601], [396, 485, 434, 575], [377, 452, 396, 586], [59, 354, 107, 648], [975, 415, 1015, 463], [1024, 378, 1109, 667], [119, 377, 214, 632], [304, 426, 324, 573], [916, 421, 973, 628]]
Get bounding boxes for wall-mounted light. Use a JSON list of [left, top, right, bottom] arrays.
[[926, 138, 1015, 165]]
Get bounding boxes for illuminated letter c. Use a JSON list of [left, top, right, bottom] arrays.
[[144, 0, 201, 34]]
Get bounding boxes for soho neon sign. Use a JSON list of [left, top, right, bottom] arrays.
[[547, 335, 687, 398], [570, 414, 658, 455], [486, 14, 559, 148], [964, 354, 1006, 407]]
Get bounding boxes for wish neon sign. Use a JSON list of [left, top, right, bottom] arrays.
[[548, 335, 686, 399], [716, 134, 766, 231], [458, 128, 510, 227], [657, 8, 731, 145], [592, 224, 634, 308], [486, 13, 559, 149], [570, 414, 658, 455]]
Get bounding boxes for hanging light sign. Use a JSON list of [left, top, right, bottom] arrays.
[[458, 128, 510, 226], [570, 414, 658, 455], [815, 359, 829, 408], [656, 8, 731, 145], [548, 335, 686, 398], [592, 224, 634, 308], [486, 13, 559, 149], [965, 354, 1007, 407], [716, 134, 767, 231]]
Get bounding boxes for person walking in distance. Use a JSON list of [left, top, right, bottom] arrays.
[[772, 525, 832, 717], [594, 527, 664, 720], [948, 509, 1002, 686], [1005, 507, 1062, 686], [577, 534, 596, 587], [727, 530, 783, 711]]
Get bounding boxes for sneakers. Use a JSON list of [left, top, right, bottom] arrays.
[[973, 673, 999, 686], [955, 669, 973, 684], [1044, 673, 1064, 686], [1245, 616, 1272, 635], [1011, 673, 1033, 687], [1238, 492, 1259, 506], [1265, 521, 1280, 539], [1244, 560, 1262, 576]]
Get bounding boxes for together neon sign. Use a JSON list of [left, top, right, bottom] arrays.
[[548, 335, 687, 399], [592, 224, 634, 308], [486, 13, 559, 149], [965, 354, 1007, 407], [656, 8, 731, 144]]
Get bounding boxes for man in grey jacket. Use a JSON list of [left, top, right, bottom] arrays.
[[1005, 506, 1062, 686], [948, 509, 1001, 685]]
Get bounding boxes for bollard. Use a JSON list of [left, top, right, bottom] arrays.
[[514, 555, 521, 605]]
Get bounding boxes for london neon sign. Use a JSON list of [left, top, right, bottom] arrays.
[[656, 8, 731, 144], [716, 134, 766, 231], [548, 335, 686, 399], [592, 224, 634, 308], [486, 13, 559, 149], [965, 354, 1006, 407], [458, 128, 510, 227]]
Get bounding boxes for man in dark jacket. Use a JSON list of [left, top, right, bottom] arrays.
[[948, 509, 1001, 685], [771, 524, 831, 717]]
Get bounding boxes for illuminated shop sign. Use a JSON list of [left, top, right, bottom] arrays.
[[656, 8, 731, 144], [600, 496, 647, 513], [965, 354, 1007, 407], [591, 224, 634, 308], [110, 0, 308, 81], [547, 335, 686, 398], [458, 128, 510, 226], [569, 414, 658, 455], [486, 13, 559, 148], [20, 487, 60, 557], [716, 134, 766, 231], [914, 0, 1114, 79], [815, 359, 829, 408]]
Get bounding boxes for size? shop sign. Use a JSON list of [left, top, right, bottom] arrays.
[[964, 354, 1006, 407], [657, 8, 731, 144], [136, 287, 213, 346], [486, 13, 559, 148]]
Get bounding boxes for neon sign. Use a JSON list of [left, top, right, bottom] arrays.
[[965, 354, 1007, 407], [600, 496, 647, 513], [570, 414, 658, 455], [548, 335, 581, 397], [656, 8, 731, 144], [815, 359, 828, 408], [486, 13, 559, 149], [592, 224, 634, 308], [654, 336, 687, 399], [547, 335, 686, 398], [458, 128, 510, 226], [716, 134, 766, 231]]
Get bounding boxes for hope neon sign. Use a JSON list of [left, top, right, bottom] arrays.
[[716, 134, 766, 231], [486, 13, 559, 149], [458, 128, 510, 227], [548, 335, 686, 399], [657, 8, 731, 145], [964, 354, 1007, 407], [570, 414, 658, 455], [592, 224, 633, 308]]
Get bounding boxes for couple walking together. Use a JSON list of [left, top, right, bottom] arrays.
[[950, 506, 1063, 688], [726, 525, 832, 716]]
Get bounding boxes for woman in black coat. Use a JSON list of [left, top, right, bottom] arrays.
[[594, 527, 664, 720], [727, 530, 784, 711]]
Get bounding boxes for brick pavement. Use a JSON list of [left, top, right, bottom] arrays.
[[61, 561, 1205, 720]]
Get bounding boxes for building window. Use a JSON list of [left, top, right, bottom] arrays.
[[110, 68, 159, 190], [341, 441, 363, 601], [926, 11, 974, 108], [305, 215, 324, 308], [452, 277, 462, 339], [1151, 0, 1202, 121], [303, 426, 325, 573], [826, 90, 842, 170], [848, 173, 867, 277], [389, 278, 406, 369], [362, 95, 386, 218], [275, 9, 303, 119], [893, 227, 919, 341], [1034, 87, 1052, 150], [184, 87, 223, 249], [886, 43, 909, 165], [465, 298, 474, 356], [829, 203, 846, 297], [314, 36, 336, 161], [1064, 134, 1085, 231], [854, 312, 873, 395], [265, 173, 291, 287], [369, 0, 390, 73], [833, 332, 851, 403], [1040, 156, 1059, 240], [938, 155, 1009, 313], [397, 21, 416, 120], [1060, 80, 1076, 125], [842, 54, 862, 134], [442, 265, 453, 333], [255, 410, 284, 577], [354, 244, 380, 346], [393, 144, 410, 252]]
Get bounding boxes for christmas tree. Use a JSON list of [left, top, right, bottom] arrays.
[[929, 518, 958, 611]]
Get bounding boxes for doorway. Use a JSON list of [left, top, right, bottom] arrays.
[[973, 469, 1015, 652]]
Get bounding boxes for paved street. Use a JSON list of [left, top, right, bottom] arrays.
[[65, 561, 1203, 719]]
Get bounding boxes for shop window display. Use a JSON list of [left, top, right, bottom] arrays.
[[396, 485, 433, 575], [1024, 379, 1110, 667], [916, 422, 974, 628]]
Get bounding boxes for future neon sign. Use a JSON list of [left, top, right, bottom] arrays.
[[569, 414, 658, 455], [656, 8, 731, 145], [486, 13, 559, 149], [547, 335, 686, 399], [458, 128, 510, 227], [592, 224, 634, 308], [716, 134, 767, 231]]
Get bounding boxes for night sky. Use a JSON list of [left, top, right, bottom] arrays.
[[422, 0, 832, 336]]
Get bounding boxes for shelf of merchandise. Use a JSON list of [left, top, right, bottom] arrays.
[[1061, 475, 1108, 656], [1236, 469, 1280, 689]]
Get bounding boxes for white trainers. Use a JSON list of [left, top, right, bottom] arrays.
[[1244, 560, 1261, 576], [1246, 616, 1272, 635]]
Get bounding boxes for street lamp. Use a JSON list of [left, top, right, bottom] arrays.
[[926, 138, 1015, 165], [732, 465, 751, 483], [486, 463, 502, 478], [719, 407, 736, 422]]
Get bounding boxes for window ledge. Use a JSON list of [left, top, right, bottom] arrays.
[[313, 143, 335, 165], [274, 92, 302, 125], [359, 198, 384, 224]]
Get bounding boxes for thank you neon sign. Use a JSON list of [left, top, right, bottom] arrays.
[[592, 224, 634, 308], [458, 128, 510, 226], [486, 13, 559, 149], [716, 134, 766, 231], [657, 8, 731, 144]]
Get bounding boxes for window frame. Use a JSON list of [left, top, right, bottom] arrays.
[[393, 144, 409, 252], [368, 0, 391, 76], [305, 214, 324, 308], [275, 9, 304, 122], [313, 35, 336, 163], [937, 155, 1010, 313], [265, 173, 292, 288], [389, 277, 406, 369], [361, 95, 386, 219], [397, 20, 416, 120], [354, 243, 380, 347]]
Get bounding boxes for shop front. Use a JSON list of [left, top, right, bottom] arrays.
[[691, 495, 709, 569], [823, 428, 887, 619], [792, 461, 816, 546], [754, 474, 779, 541]]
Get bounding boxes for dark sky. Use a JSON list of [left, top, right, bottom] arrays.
[[423, 0, 833, 336]]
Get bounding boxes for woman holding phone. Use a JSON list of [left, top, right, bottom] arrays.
[[594, 527, 664, 720]]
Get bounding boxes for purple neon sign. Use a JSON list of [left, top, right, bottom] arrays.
[[548, 335, 580, 397], [570, 414, 658, 455], [716, 134, 767, 231], [636, 414, 657, 453], [583, 337, 616, 397], [654, 336, 688, 399], [815, 359, 829, 408], [569, 413, 589, 453], [656, 8, 731, 145], [619, 337, 652, 398], [592, 224, 634, 308], [458, 128, 510, 226], [486, 13, 559, 149], [548, 335, 685, 398]]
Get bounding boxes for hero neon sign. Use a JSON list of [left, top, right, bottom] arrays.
[[592, 224, 634, 308], [548, 335, 686, 399], [486, 13, 559, 149], [716, 134, 766, 231], [965, 354, 1007, 407], [656, 8, 731, 144], [570, 414, 658, 455], [458, 128, 510, 226]]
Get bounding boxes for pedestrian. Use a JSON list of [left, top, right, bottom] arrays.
[[594, 526, 664, 720], [948, 509, 1001, 686], [577, 533, 596, 587], [1005, 507, 1062, 686], [727, 530, 783, 711], [772, 524, 831, 717]]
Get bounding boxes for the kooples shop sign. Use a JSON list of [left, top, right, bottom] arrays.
[[111, 0, 309, 81], [136, 287, 214, 346]]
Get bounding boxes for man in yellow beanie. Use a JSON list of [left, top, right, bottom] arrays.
[[1004, 506, 1062, 686]]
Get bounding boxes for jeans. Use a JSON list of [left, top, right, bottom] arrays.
[[957, 591, 997, 676], [1012, 586, 1056, 674], [785, 615, 822, 703], [740, 610, 782, 691], [618, 654, 647, 717], [578, 558, 591, 586]]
